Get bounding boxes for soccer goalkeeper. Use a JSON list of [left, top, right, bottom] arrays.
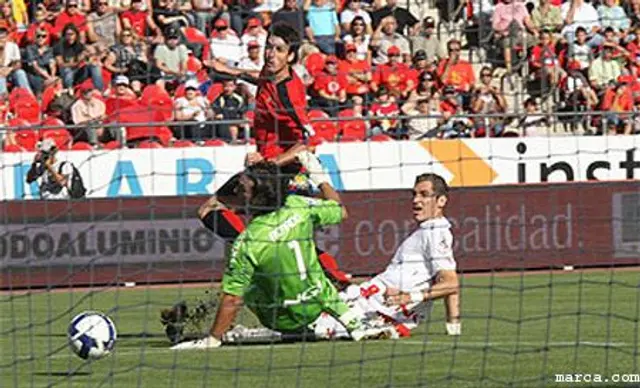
[[172, 160, 381, 350]]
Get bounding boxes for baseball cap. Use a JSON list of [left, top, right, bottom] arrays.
[[246, 17, 262, 28], [377, 85, 389, 95], [165, 27, 180, 39], [185, 79, 199, 90], [413, 49, 427, 61], [247, 40, 260, 49], [387, 45, 401, 56], [39, 138, 57, 153], [424, 16, 435, 28], [114, 75, 130, 86], [345, 43, 357, 52], [214, 18, 229, 28]]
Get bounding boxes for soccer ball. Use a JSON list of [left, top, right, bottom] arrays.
[[67, 311, 117, 360]]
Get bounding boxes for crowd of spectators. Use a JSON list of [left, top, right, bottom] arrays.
[[1, 0, 639, 151]]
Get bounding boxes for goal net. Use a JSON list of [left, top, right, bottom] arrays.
[[1, 0, 640, 385], [1, 135, 639, 387]]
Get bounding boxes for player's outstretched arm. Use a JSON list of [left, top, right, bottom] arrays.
[[209, 293, 244, 339]]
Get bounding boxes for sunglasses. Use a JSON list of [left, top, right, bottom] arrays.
[[36, 34, 48, 38], [353, 23, 365, 26], [122, 33, 132, 37], [68, 4, 78, 7], [481, 73, 492, 77], [449, 47, 460, 52]]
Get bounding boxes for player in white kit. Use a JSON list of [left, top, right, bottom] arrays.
[[338, 173, 461, 337]]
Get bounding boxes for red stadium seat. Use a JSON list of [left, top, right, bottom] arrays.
[[338, 109, 367, 140], [338, 135, 362, 142], [309, 110, 339, 141], [3, 143, 25, 152], [370, 134, 393, 141], [111, 106, 173, 146], [9, 87, 41, 124], [40, 117, 72, 149], [203, 139, 227, 147], [105, 97, 140, 117], [41, 82, 63, 112], [183, 27, 209, 44], [71, 142, 94, 150], [136, 140, 163, 148], [11, 127, 39, 151], [206, 83, 224, 104], [140, 85, 174, 121], [103, 140, 121, 150], [172, 139, 195, 148]]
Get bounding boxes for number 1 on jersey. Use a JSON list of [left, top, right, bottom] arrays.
[[287, 240, 307, 281]]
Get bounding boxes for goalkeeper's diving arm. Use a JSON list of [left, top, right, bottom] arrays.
[[209, 293, 243, 340]]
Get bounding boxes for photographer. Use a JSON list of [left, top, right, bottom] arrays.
[[26, 139, 86, 200]]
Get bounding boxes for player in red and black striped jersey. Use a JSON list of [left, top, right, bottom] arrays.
[[199, 22, 351, 286]]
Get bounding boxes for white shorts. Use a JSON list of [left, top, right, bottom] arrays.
[[340, 275, 433, 332]]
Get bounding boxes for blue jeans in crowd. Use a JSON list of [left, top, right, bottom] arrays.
[[0, 69, 33, 95], [60, 65, 104, 90], [314, 35, 336, 55]]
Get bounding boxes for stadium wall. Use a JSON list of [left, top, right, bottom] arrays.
[[1, 181, 638, 289]]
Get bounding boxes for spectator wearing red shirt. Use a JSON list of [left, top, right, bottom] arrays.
[[311, 55, 347, 115], [24, 5, 54, 46], [120, 0, 161, 41], [371, 45, 415, 99], [54, 0, 88, 41], [530, 29, 564, 88], [338, 43, 371, 100], [369, 85, 401, 137], [437, 39, 475, 101]]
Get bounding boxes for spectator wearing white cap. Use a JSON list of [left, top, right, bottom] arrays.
[[174, 78, 213, 140], [112, 75, 138, 99]]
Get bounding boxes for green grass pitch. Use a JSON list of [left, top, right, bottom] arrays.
[[1, 270, 638, 388]]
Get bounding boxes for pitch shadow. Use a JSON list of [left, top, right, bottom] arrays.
[[33, 371, 91, 377]]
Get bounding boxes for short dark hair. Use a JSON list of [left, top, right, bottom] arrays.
[[415, 173, 449, 198], [269, 22, 301, 63], [244, 162, 290, 216]]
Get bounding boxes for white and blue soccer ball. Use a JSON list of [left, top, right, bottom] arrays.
[[67, 311, 117, 360]]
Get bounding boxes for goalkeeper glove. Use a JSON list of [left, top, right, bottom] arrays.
[[445, 322, 461, 336], [296, 150, 331, 187]]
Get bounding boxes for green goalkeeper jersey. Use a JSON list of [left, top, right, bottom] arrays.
[[221, 195, 350, 332]]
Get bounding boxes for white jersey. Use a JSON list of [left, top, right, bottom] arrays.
[[341, 217, 456, 331], [379, 217, 456, 292]]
